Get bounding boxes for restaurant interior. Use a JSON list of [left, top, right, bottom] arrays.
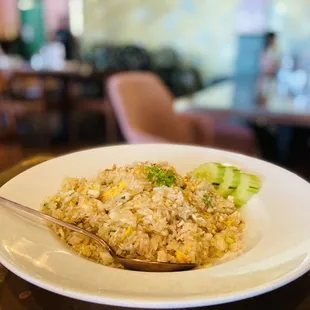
[[2, 1, 310, 309], [1, 0, 310, 179]]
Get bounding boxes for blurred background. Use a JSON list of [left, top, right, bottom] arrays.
[[1, 0, 310, 179]]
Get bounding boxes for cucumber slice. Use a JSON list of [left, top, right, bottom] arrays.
[[231, 173, 261, 207], [191, 163, 225, 185], [191, 163, 262, 206], [217, 166, 240, 197]]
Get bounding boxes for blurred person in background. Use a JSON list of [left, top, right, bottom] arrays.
[[55, 16, 78, 60], [260, 32, 280, 76], [258, 32, 281, 96], [258, 32, 294, 167]]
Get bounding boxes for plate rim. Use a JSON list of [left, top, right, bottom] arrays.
[[1, 143, 310, 308]]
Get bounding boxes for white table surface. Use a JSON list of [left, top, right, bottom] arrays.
[[174, 79, 310, 127]]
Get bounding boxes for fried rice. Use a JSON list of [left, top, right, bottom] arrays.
[[42, 161, 244, 269]]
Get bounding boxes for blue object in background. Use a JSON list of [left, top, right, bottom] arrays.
[[230, 34, 265, 124], [180, 0, 196, 13], [234, 35, 265, 76]]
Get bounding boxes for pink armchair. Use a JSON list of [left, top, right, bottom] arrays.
[[106, 72, 256, 156]]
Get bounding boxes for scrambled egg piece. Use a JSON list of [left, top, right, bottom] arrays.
[[103, 182, 126, 199], [175, 251, 189, 262], [124, 226, 133, 238]]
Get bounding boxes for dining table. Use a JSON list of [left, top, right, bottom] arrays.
[[7, 67, 116, 141], [174, 75, 310, 179], [1, 154, 310, 309], [0, 61, 120, 149], [174, 75, 310, 126]]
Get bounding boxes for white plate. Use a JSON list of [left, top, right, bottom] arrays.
[[0, 144, 310, 308]]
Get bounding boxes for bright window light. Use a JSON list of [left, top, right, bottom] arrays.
[[69, 0, 84, 37], [17, 0, 35, 11]]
